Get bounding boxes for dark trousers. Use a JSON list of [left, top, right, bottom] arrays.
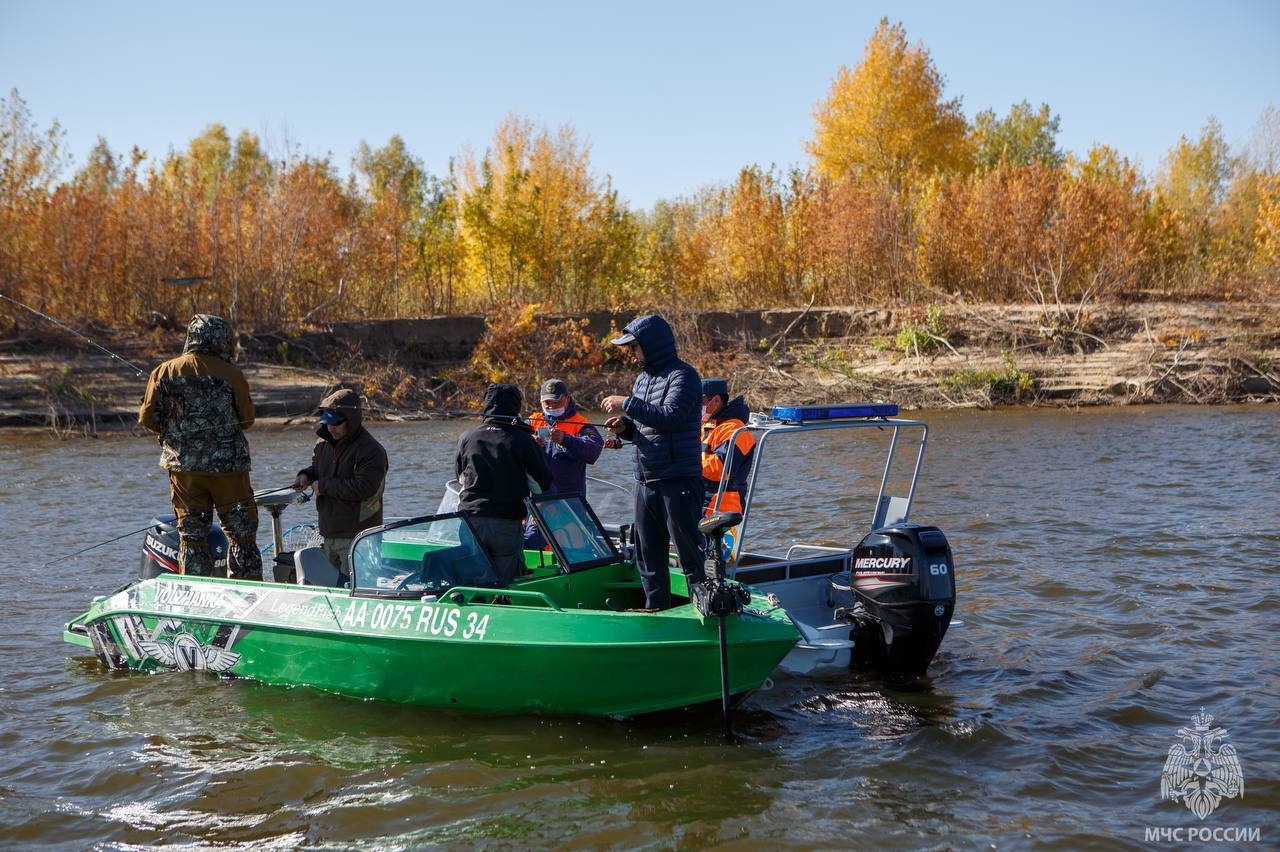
[[468, 515, 525, 586], [633, 476, 705, 610]]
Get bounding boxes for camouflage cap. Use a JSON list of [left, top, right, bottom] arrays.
[[183, 314, 234, 361]]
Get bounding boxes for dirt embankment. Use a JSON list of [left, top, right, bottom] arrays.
[[1, 301, 1276, 432]]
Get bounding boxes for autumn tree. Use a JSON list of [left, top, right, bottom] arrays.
[[457, 115, 635, 311], [808, 19, 969, 193], [699, 166, 791, 307], [1151, 117, 1235, 290], [1242, 107, 1280, 292], [350, 134, 429, 316], [634, 198, 712, 310], [1211, 108, 1280, 292], [0, 89, 66, 326], [800, 173, 909, 303], [971, 101, 1063, 171], [43, 138, 121, 321]]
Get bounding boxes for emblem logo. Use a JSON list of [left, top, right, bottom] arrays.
[[1160, 708, 1244, 820], [128, 616, 241, 672]]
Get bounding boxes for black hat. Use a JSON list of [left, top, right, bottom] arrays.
[[702, 378, 729, 398], [318, 408, 347, 426], [540, 378, 568, 401]]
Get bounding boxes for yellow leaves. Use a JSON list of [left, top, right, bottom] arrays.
[[454, 114, 633, 311], [808, 19, 969, 192], [469, 304, 608, 391], [1256, 173, 1280, 267], [1160, 327, 1203, 347]]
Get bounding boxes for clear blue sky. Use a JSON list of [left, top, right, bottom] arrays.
[[2, 0, 1277, 210]]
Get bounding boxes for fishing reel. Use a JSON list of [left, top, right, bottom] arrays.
[[691, 577, 751, 618]]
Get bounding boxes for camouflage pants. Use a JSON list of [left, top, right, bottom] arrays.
[[170, 471, 262, 579], [322, 536, 354, 578]]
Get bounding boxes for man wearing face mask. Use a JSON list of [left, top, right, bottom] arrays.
[[528, 379, 604, 495], [525, 379, 603, 548], [700, 378, 755, 515]]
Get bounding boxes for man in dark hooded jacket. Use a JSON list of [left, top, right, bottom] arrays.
[[293, 388, 388, 579], [601, 314, 704, 610], [455, 383, 553, 586], [139, 314, 261, 579]]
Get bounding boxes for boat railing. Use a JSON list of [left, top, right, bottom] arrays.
[[733, 548, 853, 584], [784, 543, 852, 561], [437, 586, 563, 610]]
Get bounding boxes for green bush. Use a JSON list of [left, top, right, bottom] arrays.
[[941, 353, 1034, 400], [896, 303, 948, 356]]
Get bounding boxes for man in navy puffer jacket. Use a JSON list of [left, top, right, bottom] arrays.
[[602, 314, 705, 610]]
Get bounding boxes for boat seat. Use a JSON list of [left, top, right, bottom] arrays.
[[295, 546, 342, 587], [698, 511, 742, 540]]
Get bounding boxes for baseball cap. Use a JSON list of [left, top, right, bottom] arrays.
[[610, 332, 637, 345], [317, 408, 347, 426], [702, 378, 729, 398], [540, 378, 568, 401]]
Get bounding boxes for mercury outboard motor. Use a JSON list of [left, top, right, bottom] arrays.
[[140, 514, 229, 578], [843, 523, 955, 679]]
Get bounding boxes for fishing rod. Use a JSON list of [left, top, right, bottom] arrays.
[[43, 484, 308, 567], [0, 293, 147, 378], [474, 412, 635, 447]]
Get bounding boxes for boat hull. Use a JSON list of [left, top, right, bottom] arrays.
[[64, 574, 798, 717]]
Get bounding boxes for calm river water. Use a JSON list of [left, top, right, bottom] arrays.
[[1, 406, 1276, 850]]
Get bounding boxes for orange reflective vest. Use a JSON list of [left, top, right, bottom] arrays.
[[701, 417, 755, 515], [529, 409, 592, 439]]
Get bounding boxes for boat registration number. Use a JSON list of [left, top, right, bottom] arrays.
[[341, 601, 490, 640]]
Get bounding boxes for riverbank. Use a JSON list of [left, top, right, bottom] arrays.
[[1, 300, 1276, 431]]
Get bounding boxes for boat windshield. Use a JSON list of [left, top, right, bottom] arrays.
[[525, 492, 623, 572], [350, 514, 498, 598]]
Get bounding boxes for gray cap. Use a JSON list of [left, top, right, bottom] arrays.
[[540, 379, 568, 401], [610, 331, 636, 345]]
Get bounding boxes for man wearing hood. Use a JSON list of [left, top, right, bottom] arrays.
[[455, 383, 553, 586], [139, 314, 261, 579], [601, 314, 704, 611], [293, 388, 388, 580], [699, 378, 756, 515]]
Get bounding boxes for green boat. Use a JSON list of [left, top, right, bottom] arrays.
[[63, 492, 799, 718]]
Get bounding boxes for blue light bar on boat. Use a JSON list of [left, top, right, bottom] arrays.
[[770, 402, 899, 423]]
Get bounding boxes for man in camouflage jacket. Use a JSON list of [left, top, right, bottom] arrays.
[[139, 314, 262, 579]]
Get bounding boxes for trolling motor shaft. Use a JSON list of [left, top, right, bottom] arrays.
[[692, 511, 750, 739]]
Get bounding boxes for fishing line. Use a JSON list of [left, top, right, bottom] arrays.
[[3, 292, 255, 439], [1, 293, 147, 378], [462, 411, 634, 445], [43, 483, 306, 567]]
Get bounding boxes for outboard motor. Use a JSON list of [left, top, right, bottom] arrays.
[[843, 523, 955, 679], [139, 514, 229, 578]]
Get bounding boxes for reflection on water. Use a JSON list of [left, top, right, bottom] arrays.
[[2, 406, 1277, 847]]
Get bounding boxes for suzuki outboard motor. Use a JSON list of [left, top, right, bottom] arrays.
[[844, 523, 955, 679], [140, 514, 230, 578]]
